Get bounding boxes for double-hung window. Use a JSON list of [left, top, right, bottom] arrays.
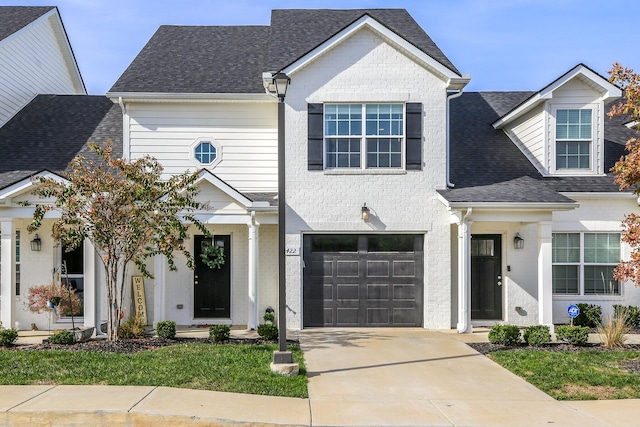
[[555, 109, 592, 170], [324, 104, 404, 169], [552, 232, 621, 295]]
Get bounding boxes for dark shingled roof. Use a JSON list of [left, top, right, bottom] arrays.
[[439, 92, 637, 204], [268, 9, 459, 74], [0, 6, 54, 41], [244, 192, 278, 207], [110, 8, 459, 94], [0, 95, 122, 189], [109, 26, 270, 93]]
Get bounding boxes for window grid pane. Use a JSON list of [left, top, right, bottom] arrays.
[[552, 233, 580, 263], [556, 141, 590, 169], [366, 138, 402, 168], [326, 138, 361, 168], [584, 266, 619, 295], [325, 104, 361, 136], [584, 233, 620, 264], [552, 265, 579, 294], [556, 109, 591, 170], [195, 142, 217, 164]]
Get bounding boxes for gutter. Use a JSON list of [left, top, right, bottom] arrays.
[[446, 88, 465, 188]]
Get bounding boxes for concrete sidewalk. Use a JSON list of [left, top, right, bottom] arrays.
[[1, 328, 639, 426]]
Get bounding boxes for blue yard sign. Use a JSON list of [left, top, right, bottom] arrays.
[[567, 304, 580, 325]]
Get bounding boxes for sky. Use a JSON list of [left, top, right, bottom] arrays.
[[5, 0, 638, 95]]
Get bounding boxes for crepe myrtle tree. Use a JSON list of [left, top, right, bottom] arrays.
[[610, 63, 640, 285], [26, 141, 208, 340]]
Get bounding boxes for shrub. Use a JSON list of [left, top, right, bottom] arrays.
[[488, 324, 520, 345], [156, 320, 176, 339], [209, 325, 231, 342], [49, 329, 74, 345], [555, 325, 589, 346], [613, 305, 640, 329], [118, 316, 146, 339], [574, 304, 602, 328], [257, 324, 278, 341], [598, 309, 630, 349], [523, 325, 551, 346], [0, 328, 18, 347]]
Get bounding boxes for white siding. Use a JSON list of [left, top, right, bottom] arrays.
[[505, 108, 546, 172], [127, 102, 278, 192], [0, 14, 83, 126], [284, 27, 452, 329]]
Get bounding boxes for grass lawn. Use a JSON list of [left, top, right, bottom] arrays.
[[0, 342, 308, 398], [488, 349, 640, 400]]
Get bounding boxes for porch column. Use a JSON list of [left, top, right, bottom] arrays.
[[83, 239, 97, 334], [457, 210, 473, 333], [247, 214, 259, 329], [1, 220, 15, 329], [153, 254, 166, 326], [537, 221, 553, 328]]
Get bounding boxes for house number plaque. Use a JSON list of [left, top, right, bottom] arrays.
[[285, 246, 300, 256]]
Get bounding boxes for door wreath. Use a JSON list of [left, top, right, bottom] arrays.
[[200, 243, 225, 269]]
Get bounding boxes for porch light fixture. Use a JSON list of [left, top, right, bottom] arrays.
[[361, 203, 370, 222], [30, 234, 42, 252], [272, 72, 290, 102], [514, 232, 524, 250]]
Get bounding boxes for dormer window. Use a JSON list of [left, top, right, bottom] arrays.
[[555, 109, 592, 170]]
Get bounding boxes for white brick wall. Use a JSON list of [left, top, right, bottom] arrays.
[[282, 27, 452, 329]]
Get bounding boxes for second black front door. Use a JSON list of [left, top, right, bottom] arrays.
[[194, 235, 231, 318], [471, 234, 503, 320]]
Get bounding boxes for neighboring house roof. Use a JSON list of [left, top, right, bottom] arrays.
[[439, 92, 637, 204], [0, 6, 54, 41], [109, 8, 459, 94], [0, 95, 122, 190]]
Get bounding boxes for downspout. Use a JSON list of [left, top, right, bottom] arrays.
[[117, 97, 129, 161], [457, 207, 472, 333], [446, 89, 464, 188]]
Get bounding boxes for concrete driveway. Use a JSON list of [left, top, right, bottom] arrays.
[[299, 328, 605, 426]]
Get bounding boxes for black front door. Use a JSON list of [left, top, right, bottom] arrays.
[[194, 235, 231, 318], [471, 234, 502, 320]]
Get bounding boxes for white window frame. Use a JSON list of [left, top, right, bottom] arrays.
[[552, 232, 622, 296], [323, 103, 405, 170], [191, 137, 222, 168], [550, 104, 597, 175]]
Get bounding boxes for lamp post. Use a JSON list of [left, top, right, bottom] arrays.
[[272, 72, 294, 366]]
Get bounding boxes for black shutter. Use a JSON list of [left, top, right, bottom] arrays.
[[405, 103, 423, 170], [308, 103, 324, 170]]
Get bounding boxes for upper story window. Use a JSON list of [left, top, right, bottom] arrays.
[[191, 138, 221, 168], [552, 232, 621, 296], [324, 104, 404, 169], [554, 108, 593, 171]]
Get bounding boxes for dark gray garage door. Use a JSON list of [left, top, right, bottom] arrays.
[[303, 234, 424, 327]]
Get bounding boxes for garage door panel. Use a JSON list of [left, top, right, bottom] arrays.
[[337, 261, 359, 277], [337, 284, 359, 300], [311, 261, 332, 277], [303, 234, 423, 327], [393, 261, 415, 277], [393, 284, 416, 301], [367, 308, 390, 324], [367, 260, 390, 277], [367, 284, 389, 300], [337, 308, 360, 325]]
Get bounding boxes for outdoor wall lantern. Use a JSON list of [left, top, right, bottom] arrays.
[[513, 232, 524, 250], [361, 203, 371, 222], [272, 72, 290, 102], [30, 234, 42, 252]]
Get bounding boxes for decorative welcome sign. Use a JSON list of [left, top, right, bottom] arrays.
[[132, 276, 148, 325]]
